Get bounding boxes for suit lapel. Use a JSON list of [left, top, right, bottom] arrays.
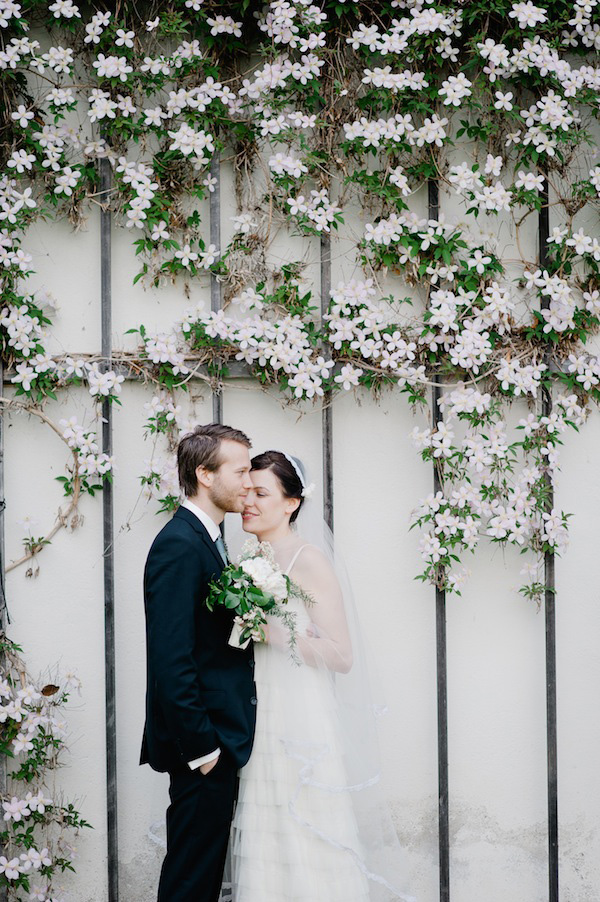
[[174, 506, 225, 571]]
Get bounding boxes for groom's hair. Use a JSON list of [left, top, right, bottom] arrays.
[[178, 423, 251, 496]]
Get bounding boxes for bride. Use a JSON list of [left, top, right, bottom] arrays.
[[229, 450, 415, 902]]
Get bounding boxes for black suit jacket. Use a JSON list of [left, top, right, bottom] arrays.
[[140, 506, 256, 773]]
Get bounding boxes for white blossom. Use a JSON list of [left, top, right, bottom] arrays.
[[509, 2, 548, 28]]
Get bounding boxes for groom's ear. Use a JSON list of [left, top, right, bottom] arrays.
[[195, 464, 214, 488]]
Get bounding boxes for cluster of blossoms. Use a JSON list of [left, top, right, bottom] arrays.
[[173, 240, 219, 269], [364, 210, 451, 255], [141, 329, 190, 376], [115, 157, 159, 230], [411, 402, 573, 594], [269, 152, 308, 179], [239, 54, 325, 104], [141, 455, 180, 507], [0, 678, 63, 755], [10, 352, 124, 401], [0, 649, 86, 893], [180, 303, 334, 400], [11, 356, 55, 394], [565, 353, 600, 392], [60, 416, 114, 477], [449, 163, 515, 214], [437, 386, 492, 419], [1, 299, 44, 357], [325, 278, 426, 387], [2, 0, 600, 609], [361, 66, 428, 93], [363, 214, 512, 372], [167, 123, 215, 166], [285, 189, 341, 233], [143, 392, 184, 435], [347, 6, 460, 54], [0, 227, 33, 274], [439, 73, 473, 106], [207, 14, 242, 37], [448, 162, 548, 213], [524, 267, 579, 334], [496, 358, 547, 397], [343, 110, 448, 150], [257, 0, 327, 46], [85, 362, 125, 398]]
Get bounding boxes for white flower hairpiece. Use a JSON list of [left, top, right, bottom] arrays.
[[301, 482, 315, 499], [278, 451, 314, 499]]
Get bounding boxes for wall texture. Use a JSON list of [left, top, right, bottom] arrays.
[[4, 162, 600, 902]]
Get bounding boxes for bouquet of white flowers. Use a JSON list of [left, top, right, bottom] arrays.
[[206, 541, 302, 654]]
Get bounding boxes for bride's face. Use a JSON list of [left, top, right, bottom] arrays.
[[242, 468, 298, 535]]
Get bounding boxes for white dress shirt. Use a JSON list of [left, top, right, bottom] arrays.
[[181, 498, 222, 771]]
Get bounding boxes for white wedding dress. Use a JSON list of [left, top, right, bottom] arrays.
[[230, 544, 371, 901]]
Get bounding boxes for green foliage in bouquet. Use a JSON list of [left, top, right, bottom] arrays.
[[206, 564, 285, 644], [205, 542, 312, 655]]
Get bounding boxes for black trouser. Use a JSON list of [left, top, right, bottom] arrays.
[[158, 752, 238, 902]]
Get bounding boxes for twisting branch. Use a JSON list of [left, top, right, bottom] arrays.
[[0, 399, 82, 574]]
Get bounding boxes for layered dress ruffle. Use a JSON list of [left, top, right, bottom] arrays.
[[231, 593, 371, 902]]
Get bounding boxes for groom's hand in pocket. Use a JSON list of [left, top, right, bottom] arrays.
[[200, 754, 220, 775]]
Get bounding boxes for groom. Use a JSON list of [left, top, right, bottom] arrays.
[[141, 423, 257, 902]]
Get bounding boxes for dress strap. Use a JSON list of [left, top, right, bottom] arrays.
[[284, 544, 310, 575]]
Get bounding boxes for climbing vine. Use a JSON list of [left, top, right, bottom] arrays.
[[1, 0, 600, 610], [0, 636, 91, 897]]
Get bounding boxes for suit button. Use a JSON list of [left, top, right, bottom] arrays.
[[250, 697, 257, 705]]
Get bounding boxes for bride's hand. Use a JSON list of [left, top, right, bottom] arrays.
[[264, 621, 289, 650]]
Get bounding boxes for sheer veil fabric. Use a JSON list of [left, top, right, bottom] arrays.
[[228, 509, 416, 902]]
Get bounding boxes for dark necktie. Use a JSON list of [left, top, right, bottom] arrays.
[[214, 534, 228, 565]]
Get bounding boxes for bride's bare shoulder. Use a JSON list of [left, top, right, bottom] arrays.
[[291, 543, 336, 582]]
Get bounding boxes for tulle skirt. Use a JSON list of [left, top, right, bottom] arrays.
[[230, 642, 371, 901]]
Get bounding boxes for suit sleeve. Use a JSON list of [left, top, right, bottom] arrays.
[[144, 531, 220, 763]]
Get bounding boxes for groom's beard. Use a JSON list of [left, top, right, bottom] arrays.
[[209, 476, 246, 514]]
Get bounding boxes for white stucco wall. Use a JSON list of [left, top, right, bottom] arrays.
[[4, 159, 600, 902]]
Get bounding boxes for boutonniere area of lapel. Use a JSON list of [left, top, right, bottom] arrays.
[[204, 540, 299, 656]]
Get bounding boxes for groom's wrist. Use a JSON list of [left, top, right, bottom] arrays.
[[188, 747, 221, 770]]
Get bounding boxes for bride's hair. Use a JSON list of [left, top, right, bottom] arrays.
[[250, 451, 305, 524]]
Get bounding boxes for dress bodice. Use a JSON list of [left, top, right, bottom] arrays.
[[281, 544, 312, 635]]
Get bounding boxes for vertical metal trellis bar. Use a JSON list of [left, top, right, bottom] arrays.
[[0, 361, 7, 902], [539, 181, 559, 902], [210, 153, 223, 425], [0, 363, 5, 634], [0, 365, 6, 636], [429, 178, 450, 902], [100, 157, 119, 902], [321, 232, 333, 533]]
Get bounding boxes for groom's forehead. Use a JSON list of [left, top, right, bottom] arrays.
[[219, 440, 251, 465]]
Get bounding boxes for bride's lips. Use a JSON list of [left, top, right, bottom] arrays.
[[242, 511, 258, 520]]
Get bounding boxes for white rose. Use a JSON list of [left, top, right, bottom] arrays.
[[260, 570, 288, 602], [240, 557, 287, 601], [240, 557, 272, 585]]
